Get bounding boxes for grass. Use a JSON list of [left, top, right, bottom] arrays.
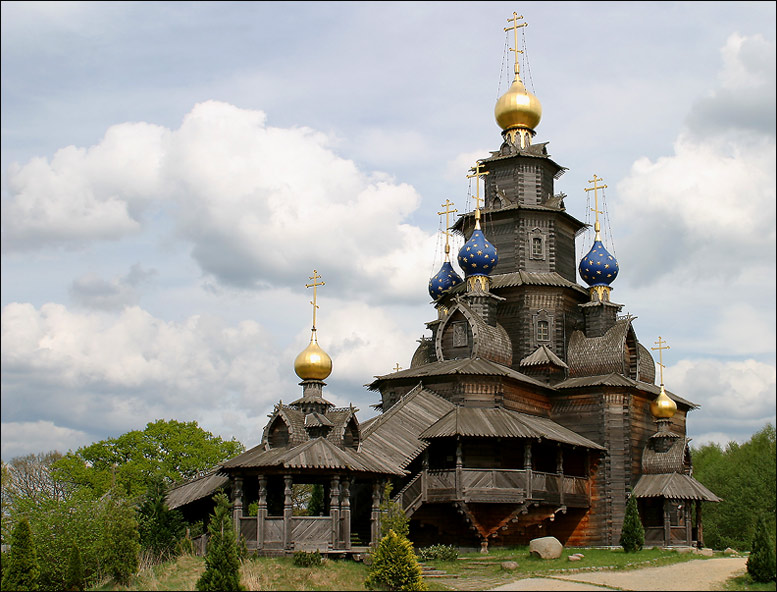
[[722, 573, 777, 591]]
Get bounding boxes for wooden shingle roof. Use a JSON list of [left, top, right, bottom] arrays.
[[520, 344, 569, 368], [222, 437, 403, 476], [642, 437, 689, 474], [166, 468, 228, 510], [632, 473, 721, 502], [360, 384, 455, 469], [439, 299, 513, 366], [554, 373, 698, 409], [448, 270, 588, 296], [368, 358, 547, 390], [567, 320, 633, 377], [418, 406, 605, 450]]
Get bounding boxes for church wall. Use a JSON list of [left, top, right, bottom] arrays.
[[554, 220, 579, 283], [502, 383, 551, 416], [601, 392, 632, 545], [440, 310, 474, 360]]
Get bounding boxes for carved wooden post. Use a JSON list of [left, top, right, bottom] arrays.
[[556, 444, 564, 506], [341, 477, 351, 550], [663, 499, 671, 547], [283, 475, 293, 550], [370, 479, 382, 547], [422, 449, 429, 502], [455, 437, 463, 500], [330, 476, 341, 549], [696, 500, 704, 548], [257, 475, 267, 550], [524, 442, 533, 500], [683, 502, 692, 545], [232, 476, 244, 537]]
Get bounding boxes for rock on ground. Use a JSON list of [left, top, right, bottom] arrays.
[[529, 536, 564, 560]]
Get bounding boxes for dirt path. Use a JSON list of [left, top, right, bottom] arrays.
[[487, 557, 748, 591]]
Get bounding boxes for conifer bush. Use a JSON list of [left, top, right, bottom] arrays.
[[380, 483, 409, 540], [103, 496, 141, 585], [1, 517, 40, 591], [619, 493, 645, 553], [365, 529, 427, 591], [65, 544, 85, 591], [196, 492, 244, 591], [747, 513, 777, 582]]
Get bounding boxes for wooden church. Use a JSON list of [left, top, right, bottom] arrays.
[[167, 13, 719, 554]]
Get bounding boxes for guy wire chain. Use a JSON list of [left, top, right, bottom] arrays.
[[522, 28, 536, 94], [497, 30, 509, 100], [430, 213, 444, 276], [601, 187, 618, 258], [579, 190, 592, 264]]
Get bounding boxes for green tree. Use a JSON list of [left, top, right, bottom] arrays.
[[620, 492, 644, 553], [692, 423, 776, 550], [196, 492, 244, 591], [52, 419, 244, 499], [64, 545, 84, 592], [380, 483, 409, 539], [307, 484, 325, 516], [747, 513, 776, 583], [102, 495, 141, 586], [137, 476, 186, 559], [1, 517, 40, 591], [365, 529, 427, 591]]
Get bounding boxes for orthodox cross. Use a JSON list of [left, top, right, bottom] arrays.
[[393, 363, 402, 372], [504, 12, 527, 79], [437, 198, 458, 258], [306, 269, 325, 333], [467, 161, 489, 221], [585, 174, 607, 238], [651, 336, 670, 386]]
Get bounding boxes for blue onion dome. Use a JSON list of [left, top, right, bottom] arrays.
[[458, 226, 498, 277], [579, 240, 619, 287], [429, 261, 463, 300]]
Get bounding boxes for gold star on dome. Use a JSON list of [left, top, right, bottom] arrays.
[[477, 250, 483, 255]]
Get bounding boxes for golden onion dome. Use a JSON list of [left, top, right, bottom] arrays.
[[294, 335, 333, 381], [650, 385, 677, 419], [494, 76, 542, 132]]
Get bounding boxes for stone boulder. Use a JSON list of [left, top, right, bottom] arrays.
[[529, 536, 563, 560], [501, 561, 519, 571]]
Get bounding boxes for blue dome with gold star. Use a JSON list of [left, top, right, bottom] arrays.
[[428, 261, 463, 300], [458, 227, 498, 277], [579, 240, 619, 287]]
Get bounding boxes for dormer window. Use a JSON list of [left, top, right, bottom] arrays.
[[537, 320, 550, 341]]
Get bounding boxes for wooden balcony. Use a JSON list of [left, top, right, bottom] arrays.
[[395, 468, 590, 514]]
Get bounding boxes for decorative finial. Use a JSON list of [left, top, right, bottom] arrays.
[[437, 199, 458, 259], [393, 363, 402, 372], [466, 161, 489, 227], [651, 336, 670, 386], [584, 175, 608, 240], [504, 12, 527, 81], [306, 269, 325, 340]]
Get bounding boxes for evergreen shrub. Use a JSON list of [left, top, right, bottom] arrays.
[[380, 484, 409, 539], [417, 544, 459, 562], [620, 493, 645, 553], [365, 529, 427, 591], [293, 550, 323, 567], [1, 517, 40, 591], [195, 492, 244, 591], [747, 513, 777, 583], [65, 544, 85, 591]]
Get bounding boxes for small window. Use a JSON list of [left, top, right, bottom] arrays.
[[532, 237, 543, 257], [537, 320, 550, 341]]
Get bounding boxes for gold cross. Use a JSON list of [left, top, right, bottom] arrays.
[[467, 161, 489, 220], [504, 12, 527, 79], [651, 336, 670, 386], [584, 174, 607, 237], [393, 363, 402, 372], [437, 199, 458, 257], [305, 269, 325, 332]]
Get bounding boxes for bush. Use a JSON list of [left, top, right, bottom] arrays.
[[137, 476, 186, 559], [620, 493, 645, 553], [196, 492, 244, 591], [747, 513, 776, 583], [380, 483, 409, 540], [365, 529, 427, 591], [65, 544, 85, 591], [103, 496, 141, 585], [293, 550, 323, 567], [417, 544, 458, 562], [1, 517, 40, 591]]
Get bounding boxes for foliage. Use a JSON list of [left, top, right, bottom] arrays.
[[620, 492, 645, 553], [102, 494, 141, 585], [417, 544, 459, 562], [51, 419, 245, 499], [292, 550, 323, 567], [747, 513, 776, 583], [308, 483, 325, 516], [65, 545, 84, 592], [380, 483, 409, 539], [692, 423, 776, 550], [365, 529, 427, 591], [246, 500, 258, 517], [137, 476, 187, 559], [1, 517, 40, 591], [195, 492, 244, 591]]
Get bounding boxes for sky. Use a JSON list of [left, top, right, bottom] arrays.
[[1, 1, 775, 460]]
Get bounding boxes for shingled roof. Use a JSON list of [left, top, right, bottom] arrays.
[[554, 373, 698, 409], [632, 473, 721, 502], [166, 468, 229, 510], [447, 270, 588, 296], [437, 299, 513, 366], [418, 406, 605, 450], [360, 384, 455, 470], [520, 344, 569, 369], [642, 437, 690, 474], [567, 319, 634, 377]]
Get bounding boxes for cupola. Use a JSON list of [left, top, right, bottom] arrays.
[[579, 175, 619, 302], [429, 199, 463, 300]]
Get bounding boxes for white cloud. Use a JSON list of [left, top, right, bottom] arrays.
[[0, 421, 92, 459]]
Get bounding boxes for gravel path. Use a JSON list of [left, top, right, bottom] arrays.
[[488, 557, 748, 591]]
